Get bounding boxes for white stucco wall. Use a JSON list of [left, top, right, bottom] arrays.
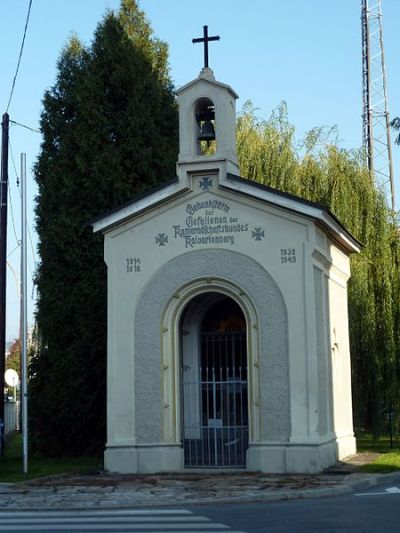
[[101, 172, 356, 473], [327, 243, 356, 459]]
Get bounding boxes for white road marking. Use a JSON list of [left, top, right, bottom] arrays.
[[0, 508, 245, 532], [355, 486, 400, 496]]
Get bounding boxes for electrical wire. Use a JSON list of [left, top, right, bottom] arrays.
[[8, 141, 21, 246], [9, 142, 20, 187], [10, 120, 40, 134], [8, 187, 20, 246], [7, 244, 20, 259], [9, 140, 37, 266], [6, 0, 33, 113], [27, 227, 36, 266]]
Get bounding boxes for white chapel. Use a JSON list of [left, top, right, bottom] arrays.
[[92, 31, 360, 474]]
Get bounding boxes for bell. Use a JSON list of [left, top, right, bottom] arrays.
[[198, 120, 215, 142]]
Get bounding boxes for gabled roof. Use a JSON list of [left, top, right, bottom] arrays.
[[91, 173, 361, 254], [223, 174, 362, 252], [176, 68, 239, 99], [90, 177, 179, 228]]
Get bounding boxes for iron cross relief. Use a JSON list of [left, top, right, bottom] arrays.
[[192, 25, 220, 69]]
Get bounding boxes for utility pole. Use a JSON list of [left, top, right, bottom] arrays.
[[20, 153, 28, 473], [361, 0, 395, 210], [0, 112, 9, 454]]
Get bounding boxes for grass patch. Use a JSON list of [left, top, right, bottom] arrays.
[[356, 432, 400, 473], [360, 452, 400, 473], [0, 432, 103, 483]]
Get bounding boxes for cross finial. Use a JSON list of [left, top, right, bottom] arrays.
[[192, 25, 220, 69]]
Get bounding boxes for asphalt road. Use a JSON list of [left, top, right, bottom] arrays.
[[200, 481, 400, 532], [0, 481, 399, 532]]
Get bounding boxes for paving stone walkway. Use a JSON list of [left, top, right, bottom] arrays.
[[0, 452, 393, 510]]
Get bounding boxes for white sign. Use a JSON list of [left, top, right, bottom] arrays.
[[208, 418, 223, 428], [5, 368, 19, 387]]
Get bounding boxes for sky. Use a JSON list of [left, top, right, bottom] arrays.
[[0, 0, 399, 343]]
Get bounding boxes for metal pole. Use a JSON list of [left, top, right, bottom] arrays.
[[363, 1, 374, 173], [361, 0, 396, 209], [0, 113, 9, 455], [378, 1, 396, 210], [362, 0, 368, 153], [21, 153, 28, 474]]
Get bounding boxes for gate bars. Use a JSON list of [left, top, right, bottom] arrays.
[[181, 332, 248, 468]]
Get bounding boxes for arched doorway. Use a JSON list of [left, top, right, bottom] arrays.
[[180, 293, 248, 468]]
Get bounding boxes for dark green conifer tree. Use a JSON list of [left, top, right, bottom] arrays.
[[30, 1, 178, 455]]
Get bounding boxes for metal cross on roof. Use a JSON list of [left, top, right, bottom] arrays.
[[192, 25, 220, 69]]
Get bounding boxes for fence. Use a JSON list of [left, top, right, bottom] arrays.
[[182, 332, 248, 468], [4, 401, 20, 434]]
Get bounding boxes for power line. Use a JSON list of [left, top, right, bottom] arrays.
[[8, 141, 21, 245], [7, 187, 20, 246], [7, 244, 20, 259], [27, 226, 36, 266], [10, 120, 39, 135], [9, 141, 37, 266], [9, 142, 20, 187], [6, 0, 33, 113]]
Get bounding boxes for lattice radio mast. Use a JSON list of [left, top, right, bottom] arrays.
[[361, 0, 395, 210]]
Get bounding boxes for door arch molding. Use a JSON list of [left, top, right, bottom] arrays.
[[134, 248, 289, 448], [160, 277, 261, 448]]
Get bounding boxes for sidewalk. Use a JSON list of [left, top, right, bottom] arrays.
[[0, 453, 398, 510]]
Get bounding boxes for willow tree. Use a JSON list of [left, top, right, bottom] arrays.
[[391, 117, 400, 146], [31, 0, 178, 455], [237, 102, 400, 434]]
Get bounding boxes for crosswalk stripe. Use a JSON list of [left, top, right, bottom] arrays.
[[0, 509, 192, 518], [0, 524, 229, 531], [0, 509, 245, 532], [0, 516, 209, 524]]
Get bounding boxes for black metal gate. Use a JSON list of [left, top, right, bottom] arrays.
[[182, 332, 248, 468]]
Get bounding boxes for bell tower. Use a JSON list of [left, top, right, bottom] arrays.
[[176, 26, 239, 182]]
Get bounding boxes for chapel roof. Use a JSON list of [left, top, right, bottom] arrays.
[[91, 172, 362, 254], [176, 67, 239, 99]]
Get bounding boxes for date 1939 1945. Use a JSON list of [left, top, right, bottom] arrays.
[[280, 248, 296, 264]]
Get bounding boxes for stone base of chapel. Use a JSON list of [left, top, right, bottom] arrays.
[[336, 433, 357, 461], [105, 436, 356, 475], [104, 444, 183, 474], [247, 435, 356, 474]]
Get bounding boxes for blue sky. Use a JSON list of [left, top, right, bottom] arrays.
[[1, 0, 399, 342]]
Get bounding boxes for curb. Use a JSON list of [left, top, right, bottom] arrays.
[[1, 472, 400, 510]]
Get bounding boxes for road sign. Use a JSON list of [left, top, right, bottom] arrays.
[[4, 368, 19, 387]]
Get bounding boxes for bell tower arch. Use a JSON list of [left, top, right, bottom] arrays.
[[195, 97, 217, 155], [176, 59, 239, 180]]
